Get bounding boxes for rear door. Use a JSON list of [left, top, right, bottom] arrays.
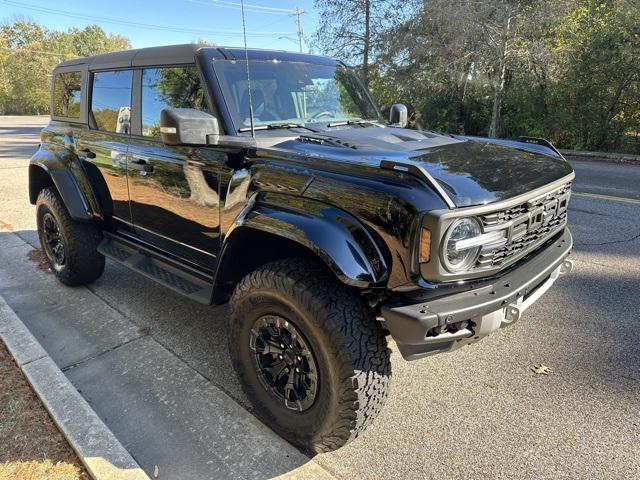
[[126, 65, 224, 269], [76, 69, 133, 230]]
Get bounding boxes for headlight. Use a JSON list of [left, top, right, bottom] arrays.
[[442, 217, 482, 272]]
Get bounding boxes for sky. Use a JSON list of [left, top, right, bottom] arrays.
[[0, 0, 320, 52]]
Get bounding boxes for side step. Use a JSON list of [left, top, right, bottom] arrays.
[[98, 235, 213, 305]]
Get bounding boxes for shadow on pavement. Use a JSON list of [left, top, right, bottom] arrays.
[[0, 230, 328, 480]]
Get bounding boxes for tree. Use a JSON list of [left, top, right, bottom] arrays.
[[313, 0, 406, 87], [324, 0, 640, 154], [0, 18, 52, 114], [0, 19, 132, 115], [553, 0, 640, 150]]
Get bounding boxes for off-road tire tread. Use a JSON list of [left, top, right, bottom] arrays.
[[229, 259, 391, 453], [36, 187, 105, 286]]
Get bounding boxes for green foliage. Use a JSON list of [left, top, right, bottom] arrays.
[[155, 67, 206, 110], [142, 66, 207, 136], [0, 19, 131, 115], [315, 0, 640, 153]]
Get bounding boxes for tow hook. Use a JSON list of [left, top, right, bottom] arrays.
[[559, 259, 574, 277], [424, 320, 474, 344], [504, 304, 522, 324]]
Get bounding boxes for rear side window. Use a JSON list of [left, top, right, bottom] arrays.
[[53, 72, 82, 118], [141, 66, 208, 137], [90, 70, 133, 134]]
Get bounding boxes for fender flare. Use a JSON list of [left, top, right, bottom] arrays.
[[29, 149, 96, 222], [217, 196, 389, 289]]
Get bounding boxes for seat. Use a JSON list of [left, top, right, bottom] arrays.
[[239, 89, 277, 122]]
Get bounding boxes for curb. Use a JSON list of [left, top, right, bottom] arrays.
[[0, 294, 150, 480], [562, 149, 640, 165]]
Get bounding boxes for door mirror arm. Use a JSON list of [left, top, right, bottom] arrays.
[[225, 150, 255, 170], [206, 134, 256, 152]]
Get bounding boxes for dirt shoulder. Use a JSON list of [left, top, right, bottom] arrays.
[[0, 340, 89, 480]]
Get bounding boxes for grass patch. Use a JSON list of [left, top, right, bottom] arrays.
[[0, 341, 89, 480]]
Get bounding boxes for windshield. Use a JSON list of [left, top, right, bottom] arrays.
[[213, 59, 381, 131]]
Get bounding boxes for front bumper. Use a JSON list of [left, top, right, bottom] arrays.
[[382, 228, 574, 360]]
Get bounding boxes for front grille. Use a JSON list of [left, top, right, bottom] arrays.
[[476, 183, 571, 269]]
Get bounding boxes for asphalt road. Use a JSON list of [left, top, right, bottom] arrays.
[[569, 159, 640, 201], [1, 117, 639, 479]]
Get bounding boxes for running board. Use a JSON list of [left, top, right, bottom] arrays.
[[98, 235, 213, 305]]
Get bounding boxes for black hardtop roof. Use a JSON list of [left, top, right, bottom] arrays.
[[54, 43, 340, 72]]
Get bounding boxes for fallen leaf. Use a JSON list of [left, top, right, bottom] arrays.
[[154, 465, 159, 478], [26, 249, 50, 271], [531, 364, 552, 375], [138, 326, 152, 336], [0, 220, 13, 231]]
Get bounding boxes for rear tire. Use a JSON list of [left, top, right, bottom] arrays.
[[36, 187, 105, 286], [229, 259, 391, 453]]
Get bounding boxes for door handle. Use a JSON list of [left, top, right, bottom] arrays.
[[130, 157, 154, 173], [78, 148, 96, 159]]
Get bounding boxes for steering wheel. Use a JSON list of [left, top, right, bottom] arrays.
[[308, 111, 335, 121]]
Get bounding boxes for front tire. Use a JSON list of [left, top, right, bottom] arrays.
[[36, 187, 105, 286], [229, 259, 391, 453]]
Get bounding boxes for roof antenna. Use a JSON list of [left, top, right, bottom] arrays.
[[240, 0, 255, 138]]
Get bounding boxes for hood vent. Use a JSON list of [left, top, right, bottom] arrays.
[[296, 127, 464, 153], [297, 135, 358, 149]]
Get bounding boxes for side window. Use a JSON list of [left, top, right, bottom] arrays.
[[53, 72, 82, 118], [90, 70, 133, 134], [141, 66, 208, 137]]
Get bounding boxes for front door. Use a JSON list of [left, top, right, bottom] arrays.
[[76, 69, 133, 229], [127, 66, 223, 269]]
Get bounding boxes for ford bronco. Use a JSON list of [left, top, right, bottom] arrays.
[[30, 44, 574, 453]]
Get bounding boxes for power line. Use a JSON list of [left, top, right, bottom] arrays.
[[215, 0, 296, 13], [188, 0, 296, 15], [2, 0, 296, 37], [0, 45, 77, 58]]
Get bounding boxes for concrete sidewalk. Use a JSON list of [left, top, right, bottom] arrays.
[[0, 230, 333, 480]]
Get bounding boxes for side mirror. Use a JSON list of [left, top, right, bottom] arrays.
[[389, 103, 408, 128], [160, 108, 219, 146]]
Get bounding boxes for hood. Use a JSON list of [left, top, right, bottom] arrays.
[[269, 126, 574, 207]]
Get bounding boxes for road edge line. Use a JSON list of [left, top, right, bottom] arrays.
[[0, 294, 150, 480], [572, 191, 640, 204]]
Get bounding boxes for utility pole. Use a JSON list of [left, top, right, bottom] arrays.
[[291, 7, 305, 53]]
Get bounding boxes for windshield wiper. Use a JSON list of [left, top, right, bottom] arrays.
[[238, 123, 318, 133], [326, 120, 376, 128]]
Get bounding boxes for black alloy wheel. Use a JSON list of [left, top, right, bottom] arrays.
[[36, 187, 105, 286], [250, 315, 318, 412], [229, 259, 392, 453], [42, 212, 65, 269]]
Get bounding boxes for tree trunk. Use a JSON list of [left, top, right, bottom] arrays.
[[596, 77, 628, 149], [362, 0, 371, 87], [489, 61, 508, 138], [539, 70, 548, 121], [458, 61, 473, 131], [183, 163, 219, 207], [488, 13, 512, 138]]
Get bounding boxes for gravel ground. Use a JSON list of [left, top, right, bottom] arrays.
[[1, 116, 639, 479]]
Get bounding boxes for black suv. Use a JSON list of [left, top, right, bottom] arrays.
[[31, 44, 574, 452]]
